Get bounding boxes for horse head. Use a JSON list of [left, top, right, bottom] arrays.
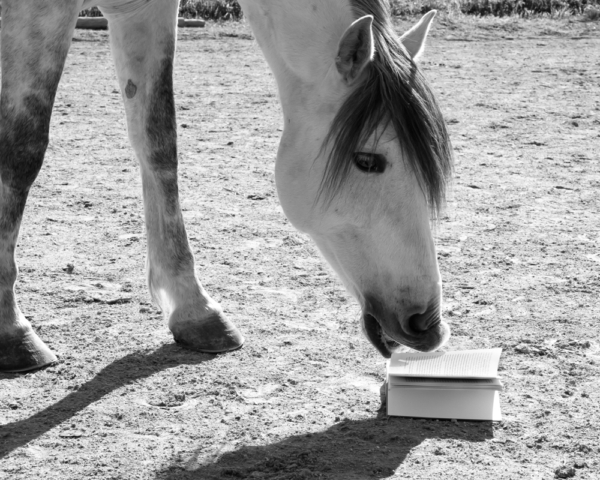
[[241, 1, 453, 357]]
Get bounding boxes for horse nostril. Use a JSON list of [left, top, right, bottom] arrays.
[[406, 305, 440, 334], [406, 312, 426, 334]]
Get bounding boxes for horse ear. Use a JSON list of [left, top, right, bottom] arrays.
[[335, 15, 374, 85], [400, 10, 436, 61]]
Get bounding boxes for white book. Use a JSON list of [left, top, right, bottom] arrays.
[[386, 348, 503, 421]]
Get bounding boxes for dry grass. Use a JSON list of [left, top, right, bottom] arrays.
[[391, 0, 600, 16], [178, 0, 242, 20], [78, 1, 243, 21]]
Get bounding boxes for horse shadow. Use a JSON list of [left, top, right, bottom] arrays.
[[2, 348, 495, 478], [0, 343, 214, 459], [154, 410, 494, 479]]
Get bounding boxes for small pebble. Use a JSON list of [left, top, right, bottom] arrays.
[[515, 343, 538, 354], [555, 466, 576, 478]]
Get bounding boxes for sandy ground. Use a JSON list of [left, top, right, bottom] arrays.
[[1, 15, 599, 480]]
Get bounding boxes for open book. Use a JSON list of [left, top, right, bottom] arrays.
[[386, 348, 503, 421]]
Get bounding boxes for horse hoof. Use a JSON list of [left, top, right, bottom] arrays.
[[0, 329, 58, 373], [169, 310, 244, 353]]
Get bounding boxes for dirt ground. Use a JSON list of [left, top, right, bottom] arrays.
[[0, 14, 599, 480]]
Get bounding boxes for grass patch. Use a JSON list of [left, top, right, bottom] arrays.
[[79, 1, 242, 21], [76, 0, 600, 20], [179, 0, 242, 20], [391, 0, 600, 17]]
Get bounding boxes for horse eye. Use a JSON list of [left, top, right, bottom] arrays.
[[353, 152, 387, 173]]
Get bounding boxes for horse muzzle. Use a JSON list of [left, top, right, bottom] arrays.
[[361, 308, 450, 358]]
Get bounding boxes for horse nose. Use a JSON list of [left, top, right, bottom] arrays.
[[402, 301, 441, 336], [361, 293, 449, 354], [390, 298, 450, 352]]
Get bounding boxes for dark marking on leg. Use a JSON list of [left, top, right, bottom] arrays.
[[0, 192, 28, 242], [145, 51, 179, 216], [149, 211, 194, 274], [142, 47, 194, 273], [146, 55, 177, 173], [125, 79, 137, 99], [0, 91, 56, 236]]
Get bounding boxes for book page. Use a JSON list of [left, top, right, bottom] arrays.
[[387, 348, 502, 378], [389, 376, 503, 391], [387, 386, 502, 421]]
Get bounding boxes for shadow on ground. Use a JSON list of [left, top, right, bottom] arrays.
[[155, 414, 494, 480], [0, 344, 214, 459]]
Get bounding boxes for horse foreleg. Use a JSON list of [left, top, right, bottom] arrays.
[[101, 1, 244, 353], [0, 0, 82, 372]]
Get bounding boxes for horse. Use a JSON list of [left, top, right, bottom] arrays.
[[0, 0, 453, 373]]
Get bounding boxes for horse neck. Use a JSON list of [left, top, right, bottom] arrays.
[[239, 0, 355, 114]]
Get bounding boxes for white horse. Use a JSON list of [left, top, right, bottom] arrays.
[[0, 0, 452, 372]]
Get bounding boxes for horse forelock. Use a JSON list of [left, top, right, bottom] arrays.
[[320, 0, 453, 218]]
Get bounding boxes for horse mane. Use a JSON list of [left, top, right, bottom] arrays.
[[320, 0, 453, 217]]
